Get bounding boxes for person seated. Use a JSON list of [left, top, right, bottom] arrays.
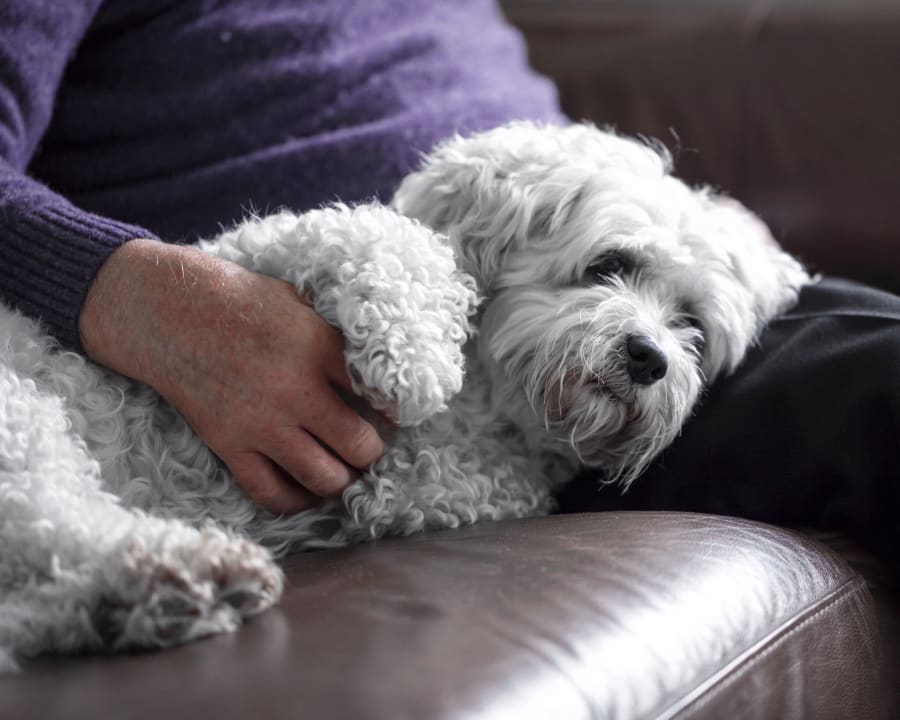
[[0, 0, 895, 577]]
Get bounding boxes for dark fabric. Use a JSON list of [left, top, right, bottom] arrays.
[[0, 0, 563, 349], [558, 277, 900, 577]]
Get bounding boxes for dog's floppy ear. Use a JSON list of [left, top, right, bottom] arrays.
[[392, 128, 582, 293], [688, 193, 812, 379], [705, 195, 811, 328]]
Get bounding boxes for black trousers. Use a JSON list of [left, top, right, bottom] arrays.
[[558, 277, 900, 576]]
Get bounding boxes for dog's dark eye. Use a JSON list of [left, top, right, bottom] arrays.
[[672, 312, 705, 350], [584, 253, 628, 283], [672, 314, 702, 332]]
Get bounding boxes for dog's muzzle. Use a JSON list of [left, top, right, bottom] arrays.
[[625, 335, 668, 385]]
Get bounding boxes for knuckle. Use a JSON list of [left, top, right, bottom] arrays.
[[249, 484, 283, 510], [228, 457, 258, 492], [239, 471, 283, 508], [250, 476, 312, 514], [343, 422, 383, 467], [230, 455, 291, 512], [302, 454, 353, 497]]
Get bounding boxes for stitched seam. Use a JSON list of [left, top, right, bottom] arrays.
[[776, 310, 900, 323], [656, 576, 866, 720]]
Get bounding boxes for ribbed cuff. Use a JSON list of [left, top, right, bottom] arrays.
[[0, 202, 158, 351]]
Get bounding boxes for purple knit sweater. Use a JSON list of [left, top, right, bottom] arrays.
[[0, 0, 563, 349]]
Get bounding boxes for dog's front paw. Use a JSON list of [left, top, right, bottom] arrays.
[[200, 203, 479, 425], [341, 262, 479, 425], [314, 205, 479, 425], [97, 523, 283, 650]]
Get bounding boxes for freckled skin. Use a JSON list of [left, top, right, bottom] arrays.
[[79, 238, 385, 514]]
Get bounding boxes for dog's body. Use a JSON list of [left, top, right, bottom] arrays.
[[0, 122, 810, 668]]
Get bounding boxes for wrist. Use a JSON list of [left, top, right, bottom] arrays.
[[79, 238, 203, 387]]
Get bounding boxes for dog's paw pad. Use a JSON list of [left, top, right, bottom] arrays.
[[205, 535, 283, 617], [97, 527, 283, 650]]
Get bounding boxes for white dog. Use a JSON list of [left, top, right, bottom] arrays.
[[0, 122, 810, 669]]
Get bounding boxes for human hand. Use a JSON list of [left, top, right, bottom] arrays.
[[79, 238, 384, 513]]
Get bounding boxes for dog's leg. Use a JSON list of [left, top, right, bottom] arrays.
[[199, 204, 478, 426], [0, 307, 282, 670], [337, 383, 569, 542]]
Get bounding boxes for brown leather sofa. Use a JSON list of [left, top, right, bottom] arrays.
[[0, 515, 892, 719], [1, 1, 897, 718]]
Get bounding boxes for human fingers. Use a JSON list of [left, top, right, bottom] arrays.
[[227, 451, 318, 514], [305, 384, 385, 469], [264, 427, 358, 498]]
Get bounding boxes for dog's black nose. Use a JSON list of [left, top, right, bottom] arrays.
[[626, 335, 668, 385]]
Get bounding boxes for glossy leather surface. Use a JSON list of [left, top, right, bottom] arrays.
[[0, 513, 882, 719]]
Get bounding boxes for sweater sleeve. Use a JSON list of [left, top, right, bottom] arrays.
[[0, 1, 158, 350]]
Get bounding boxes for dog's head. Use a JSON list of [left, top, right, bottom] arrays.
[[393, 122, 810, 484]]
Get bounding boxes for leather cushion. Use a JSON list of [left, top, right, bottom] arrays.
[[0, 513, 881, 719]]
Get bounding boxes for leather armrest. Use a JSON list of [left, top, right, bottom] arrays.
[[1, 514, 885, 719], [502, 0, 900, 291]]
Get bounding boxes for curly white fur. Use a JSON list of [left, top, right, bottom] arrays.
[[0, 121, 810, 669]]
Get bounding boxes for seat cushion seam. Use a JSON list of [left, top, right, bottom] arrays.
[[655, 575, 867, 720], [776, 310, 900, 323]]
